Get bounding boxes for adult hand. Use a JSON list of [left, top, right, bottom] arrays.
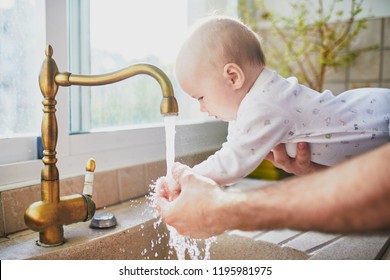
[[156, 163, 231, 238], [265, 142, 325, 175]]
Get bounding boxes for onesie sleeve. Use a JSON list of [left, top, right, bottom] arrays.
[[193, 103, 293, 185]]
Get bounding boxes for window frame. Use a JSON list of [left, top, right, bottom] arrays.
[[0, 0, 228, 191]]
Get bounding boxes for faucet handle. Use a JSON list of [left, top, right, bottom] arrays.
[[83, 158, 96, 197]]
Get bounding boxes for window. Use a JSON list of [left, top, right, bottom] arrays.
[[0, 0, 45, 164], [69, 0, 208, 133], [0, 0, 230, 190]]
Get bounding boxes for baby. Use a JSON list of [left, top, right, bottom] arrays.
[[173, 16, 390, 187]]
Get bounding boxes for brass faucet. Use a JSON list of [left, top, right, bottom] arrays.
[[24, 45, 179, 247]]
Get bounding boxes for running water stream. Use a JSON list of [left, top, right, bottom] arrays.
[[164, 116, 176, 183], [146, 116, 216, 260]]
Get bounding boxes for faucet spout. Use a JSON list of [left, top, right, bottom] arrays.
[[55, 63, 178, 116]]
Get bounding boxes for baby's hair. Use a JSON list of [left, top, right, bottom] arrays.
[[185, 16, 266, 69]]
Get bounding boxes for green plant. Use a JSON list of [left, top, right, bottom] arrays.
[[239, 0, 377, 92]]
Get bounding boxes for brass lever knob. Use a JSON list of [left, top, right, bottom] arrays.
[[86, 158, 96, 172]]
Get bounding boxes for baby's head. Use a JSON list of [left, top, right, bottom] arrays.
[[176, 16, 265, 121]]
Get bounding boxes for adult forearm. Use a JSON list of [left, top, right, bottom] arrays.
[[226, 144, 390, 233]]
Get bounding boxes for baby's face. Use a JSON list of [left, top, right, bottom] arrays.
[[178, 68, 244, 121]]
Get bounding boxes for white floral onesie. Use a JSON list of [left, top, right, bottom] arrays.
[[193, 68, 390, 185]]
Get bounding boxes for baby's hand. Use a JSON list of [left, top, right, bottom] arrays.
[[150, 175, 180, 203], [152, 177, 170, 199], [151, 162, 191, 207], [172, 162, 191, 183], [165, 175, 181, 201], [160, 162, 191, 200]]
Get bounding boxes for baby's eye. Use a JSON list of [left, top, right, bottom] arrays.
[[198, 96, 204, 101]]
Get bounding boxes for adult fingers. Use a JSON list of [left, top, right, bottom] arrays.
[[265, 151, 275, 162], [271, 143, 292, 169], [295, 142, 311, 169]]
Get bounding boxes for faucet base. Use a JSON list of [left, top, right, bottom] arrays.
[[36, 239, 65, 247], [37, 225, 65, 247]]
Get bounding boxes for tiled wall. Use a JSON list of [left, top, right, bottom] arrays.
[[324, 17, 390, 93], [0, 151, 214, 237]]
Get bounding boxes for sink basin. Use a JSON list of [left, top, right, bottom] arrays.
[[26, 220, 307, 260], [0, 196, 306, 260]]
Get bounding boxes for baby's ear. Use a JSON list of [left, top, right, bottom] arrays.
[[223, 63, 245, 89]]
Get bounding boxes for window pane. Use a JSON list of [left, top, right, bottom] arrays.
[[71, 0, 209, 133], [0, 0, 45, 138]]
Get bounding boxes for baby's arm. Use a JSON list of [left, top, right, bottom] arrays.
[[193, 104, 292, 185]]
